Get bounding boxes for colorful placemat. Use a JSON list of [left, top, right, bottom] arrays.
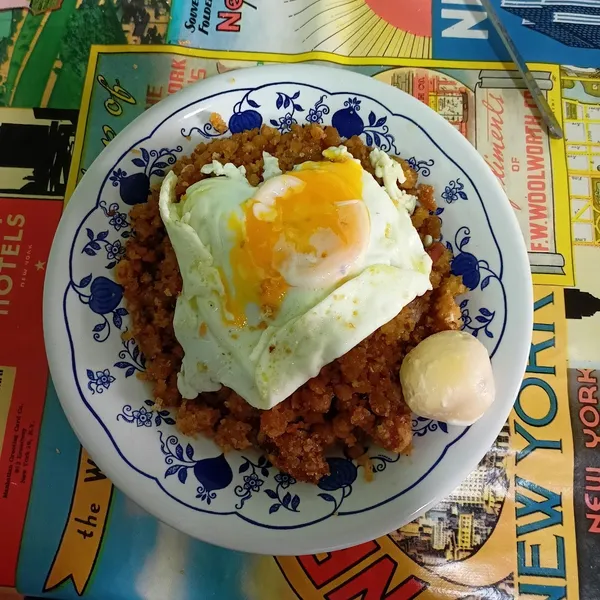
[[0, 3, 599, 598]]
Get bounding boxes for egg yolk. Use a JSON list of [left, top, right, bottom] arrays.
[[225, 160, 369, 327]]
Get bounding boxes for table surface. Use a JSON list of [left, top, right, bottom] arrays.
[[0, 2, 599, 599]]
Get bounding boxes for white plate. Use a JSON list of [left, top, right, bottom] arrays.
[[44, 65, 532, 555]]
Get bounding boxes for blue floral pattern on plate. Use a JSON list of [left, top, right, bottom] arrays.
[[61, 77, 508, 530], [413, 417, 449, 437], [109, 146, 182, 206], [86, 368, 115, 394], [442, 178, 468, 203], [406, 157, 435, 177]]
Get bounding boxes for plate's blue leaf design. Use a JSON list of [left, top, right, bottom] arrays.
[[108, 146, 182, 204], [369, 453, 401, 474], [186, 443, 195, 460], [264, 473, 300, 514], [318, 493, 336, 503], [71, 275, 126, 342], [165, 464, 182, 477], [407, 157, 436, 177], [330, 96, 397, 152], [234, 456, 272, 509], [178, 468, 188, 484], [113, 335, 145, 378], [157, 432, 233, 505], [461, 297, 496, 339], [412, 417, 447, 438]]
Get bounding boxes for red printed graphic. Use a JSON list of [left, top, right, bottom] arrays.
[[0, 197, 62, 586], [298, 541, 379, 588], [327, 560, 427, 600]]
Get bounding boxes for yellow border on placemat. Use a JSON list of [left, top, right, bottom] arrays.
[[65, 45, 573, 286]]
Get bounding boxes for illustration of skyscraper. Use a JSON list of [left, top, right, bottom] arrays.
[[501, 1, 600, 48]]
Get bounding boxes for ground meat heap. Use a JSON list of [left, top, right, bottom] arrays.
[[116, 123, 465, 483]]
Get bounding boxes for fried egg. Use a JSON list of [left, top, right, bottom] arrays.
[[159, 148, 432, 410]]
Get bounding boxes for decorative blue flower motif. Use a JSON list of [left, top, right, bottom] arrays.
[[72, 274, 127, 342], [99, 200, 132, 239], [225, 93, 263, 135], [193, 454, 234, 504], [265, 473, 300, 514], [345, 97, 362, 112], [269, 91, 304, 133], [235, 455, 271, 509], [114, 335, 146, 378], [406, 157, 435, 177], [105, 239, 125, 263], [443, 227, 501, 342], [117, 399, 175, 427], [109, 168, 126, 186], [331, 97, 397, 152], [460, 299, 496, 339], [86, 368, 115, 394], [441, 178, 468, 203], [110, 146, 182, 206], [412, 417, 448, 437], [447, 227, 479, 289], [306, 95, 330, 124], [318, 457, 358, 491], [88, 276, 122, 314], [229, 109, 262, 134], [243, 473, 263, 492], [315, 457, 358, 512], [274, 472, 295, 489], [82, 228, 126, 269], [146, 399, 176, 426], [446, 227, 500, 293], [129, 406, 153, 427], [109, 167, 147, 205], [452, 250, 480, 289], [158, 432, 234, 505], [108, 211, 128, 232], [273, 112, 295, 133], [332, 97, 364, 138]]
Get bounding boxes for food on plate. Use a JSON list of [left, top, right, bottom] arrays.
[[116, 123, 473, 483], [158, 145, 431, 410], [399, 330, 495, 426], [209, 112, 228, 134]]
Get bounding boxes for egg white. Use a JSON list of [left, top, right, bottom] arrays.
[[159, 151, 432, 410]]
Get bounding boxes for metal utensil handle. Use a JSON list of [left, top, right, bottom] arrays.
[[478, 0, 563, 139]]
